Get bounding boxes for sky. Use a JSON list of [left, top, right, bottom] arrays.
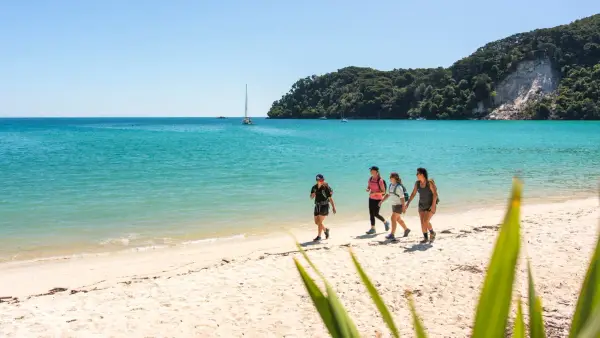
[[0, 1, 598, 117]]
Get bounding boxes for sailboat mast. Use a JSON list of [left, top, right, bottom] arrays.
[[244, 84, 248, 119]]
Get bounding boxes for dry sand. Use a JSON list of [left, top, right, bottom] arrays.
[[0, 197, 598, 338]]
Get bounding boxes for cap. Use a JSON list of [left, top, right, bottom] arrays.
[[315, 174, 324, 181], [369, 166, 379, 171]]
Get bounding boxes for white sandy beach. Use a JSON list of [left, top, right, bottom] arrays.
[[0, 197, 598, 338]]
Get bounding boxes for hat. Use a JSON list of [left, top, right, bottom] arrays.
[[315, 174, 324, 181], [369, 166, 379, 171]]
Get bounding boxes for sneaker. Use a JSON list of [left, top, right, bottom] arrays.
[[385, 233, 396, 240], [429, 231, 436, 242], [324, 228, 330, 239], [419, 238, 428, 244], [365, 228, 376, 235], [313, 236, 321, 242], [403, 229, 411, 237], [384, 221, 390, 231]]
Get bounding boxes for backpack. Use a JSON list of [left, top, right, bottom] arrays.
[[377, 177, 387, 194], [391, 183, 409, 202], [429, 179, 440, 205]]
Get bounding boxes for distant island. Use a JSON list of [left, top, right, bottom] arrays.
[[267, 14, 600, 120]]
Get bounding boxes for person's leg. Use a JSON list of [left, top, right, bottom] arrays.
[[313, 211, 321, 240], [366, 199, 378, 234], [390, 213, 398, 235], [368, 199, 376, 226], [317, 215, 326, 234], [397, 213, 410, 237], [396, 214, 408, 231], [425, 211, 436, 241], [418, 210, 429, 243], [373, 202, 386, 223]]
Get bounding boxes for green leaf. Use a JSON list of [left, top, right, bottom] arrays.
[[325, 284, 361, 338], [472, 178, 522, 338], [577, 303, 600, 338], [569, 234, 600, 338], [293, 238, 360, 337], [293, 258, 340, 337], [527, 261, 547, 338], [512, 298, 525, 338], [406, 290, 428, 338], [350, 250, 400, 338], [295, 239, 326, 279]]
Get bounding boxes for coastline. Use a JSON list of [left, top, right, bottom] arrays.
[[1, 196, 598, 337], [0, 189, 596, 264]]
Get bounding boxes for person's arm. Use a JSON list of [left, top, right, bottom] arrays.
[[329, 197, 336, 213], [328, 186, 336, 213], [405, 183, 417, 211], [310, 186, 316, 199], [429, 180, 438, 214], [379, 192, 389, 206]]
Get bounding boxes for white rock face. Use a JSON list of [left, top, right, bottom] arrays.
[[487, 58, 560, 120]]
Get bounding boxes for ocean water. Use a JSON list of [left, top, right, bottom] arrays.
[[1, 118, 599, 261]]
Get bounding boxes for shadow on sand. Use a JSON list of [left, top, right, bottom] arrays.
[[354, 233, 385, 240], [300, 240, 324, 247], [403, 243, 433, 252]]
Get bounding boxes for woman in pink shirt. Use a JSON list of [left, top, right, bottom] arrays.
[[365, 166, 390, 234]]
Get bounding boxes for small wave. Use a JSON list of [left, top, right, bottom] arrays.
[[125, 245, 170, 253], [99, 233, 140, 246], [181, 233, 245, 245]]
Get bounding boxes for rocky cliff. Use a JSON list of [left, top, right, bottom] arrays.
[[487, 59, 560, 120]]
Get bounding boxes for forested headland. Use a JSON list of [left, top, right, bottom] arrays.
[[267, 14, 600, 120]]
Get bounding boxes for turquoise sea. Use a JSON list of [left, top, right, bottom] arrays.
[[1, 118, 599, 261]]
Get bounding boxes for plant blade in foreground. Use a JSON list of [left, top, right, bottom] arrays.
[[569, 234, 599, 338], [406, 290, 428, 338], [527, 261, 547, 338], [293, 258, 339, 337], [471, 178, 522, 338], [350, 250, 400, 338], [512, 298, 525, 338]]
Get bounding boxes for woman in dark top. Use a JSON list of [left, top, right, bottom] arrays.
[[310, 174, 336, 241], [406, 167, 438, 243]]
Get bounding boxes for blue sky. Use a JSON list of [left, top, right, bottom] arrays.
[[0, 1, 598, 117]]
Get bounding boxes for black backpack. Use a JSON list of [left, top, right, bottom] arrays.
[[377, 177, 387, 194]]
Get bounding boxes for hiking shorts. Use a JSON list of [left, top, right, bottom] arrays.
[[314, 204, 329, 217], [391, 204, 404, 214]]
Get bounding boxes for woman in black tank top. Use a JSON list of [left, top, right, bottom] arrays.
[[406, 167, 438, 244]]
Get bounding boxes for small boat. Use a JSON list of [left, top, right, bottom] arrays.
[[416, 117, 426, 121], [341, 112, 348, 123], [242, 84, 253, 125], [341, 118, 348, 123], [319, 116, 327, 120], [217, 116, 227, 119]]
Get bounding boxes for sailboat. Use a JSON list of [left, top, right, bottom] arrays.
[[242, 84, 253, 125]]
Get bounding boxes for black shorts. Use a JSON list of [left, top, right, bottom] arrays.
[[314, 204, 329, 216], [418, 203, 432, 212], [391, 204, 404, 214]]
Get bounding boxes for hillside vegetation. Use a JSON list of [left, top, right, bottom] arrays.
[[267, 14, 600, 120]]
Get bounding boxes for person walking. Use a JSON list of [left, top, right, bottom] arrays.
[[379, 172, 411, 240], [310, 174, 336, 241], [365, 166, 389, 235], [406, 167, 438, 243]]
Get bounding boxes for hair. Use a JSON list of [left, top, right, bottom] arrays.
[[390, 172, 401, 184], [417, 167, 428, 180]]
